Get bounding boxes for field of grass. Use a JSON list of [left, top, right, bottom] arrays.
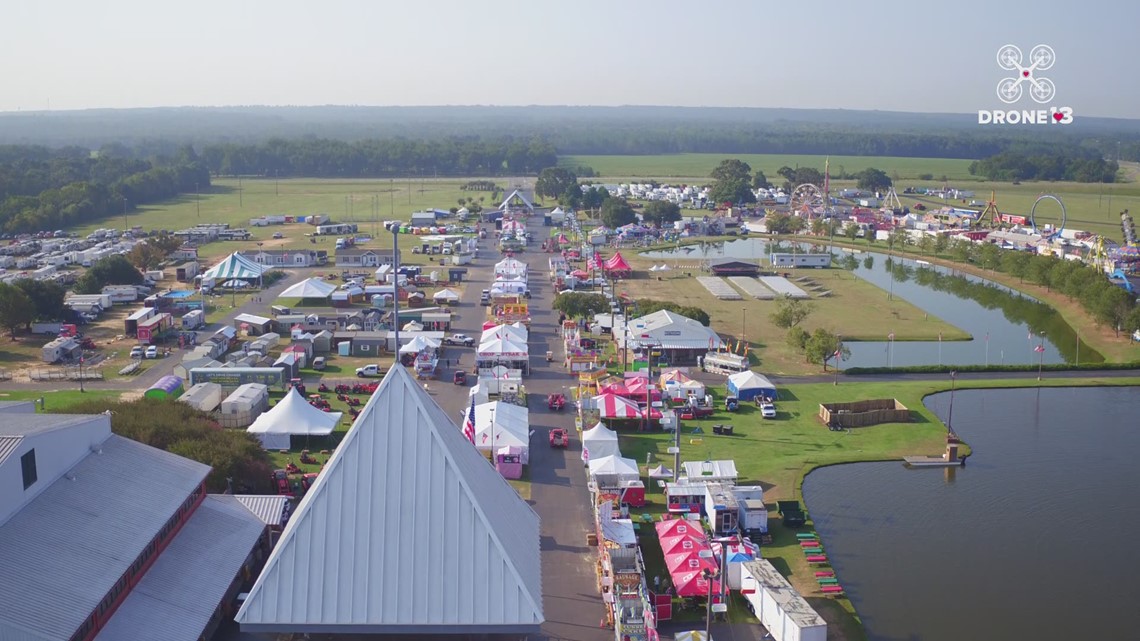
[[618, 375, 1140, 640], [0, 389, 120, 410], [73, 177, 505, 239], [562, 154, 978, 182], [616, 251, 969, 376]]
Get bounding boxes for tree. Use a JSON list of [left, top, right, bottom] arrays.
[[0, 283, 34, 337], [634, 299, 711, 326], [785, 215, 806, 234], [933, 233, 949, 256], [62, 397, 272, 492], [769, 296, 814, 329], [709, 159, 757, 205], [917, 234, 934, 254], [13, 279, 66, 324], [844, 222, 860, 241], [600, 198, 637, 228], [581, 185, 610, 211], [804, 328, 849, 370], [75, 254, 143, 294], [127, 243, 167, 271], [855, 167, 892, 192], [786, 327, 810, 352], [535, 167, 578, 201], [552, 292, 609, 319], [752, 171, 771, 189], [642, 200, 681, 226]]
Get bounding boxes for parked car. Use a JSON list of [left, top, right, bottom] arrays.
[[145, 345, 158, 359], [453, 371, 467, 385], [760, 403, 777, 419], [443, 333, 475, 347], [356, 364, 384, 378], [130, 345, 144, 359], [312, 356, 327, 371], [272, 232, 285, 239]]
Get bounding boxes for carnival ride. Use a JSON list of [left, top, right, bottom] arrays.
[[790, 183, 825, 220], [1029, 194, 1067, 239]]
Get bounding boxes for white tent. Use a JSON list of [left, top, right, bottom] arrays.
[[473, 401, 530, 463], [400, 335, 441, 354], [222, 279, 252, 289], [477, 336, 528, 358], [490, 281, 527, 295], [726, 370, 776, 401], [482, 323, 528, 343], [202, 252, 265, 281], [278, 277, 336, 299], [588, 455, 640, 486], [581, 422, 620, 463], [402, 320, 424, 332], [432, 288, 460, 303], [494, 258, 527, 278], [468, 383, 489, 406], [246, 388, 342, 450]]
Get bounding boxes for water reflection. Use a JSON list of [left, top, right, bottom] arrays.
[[640, 238, 1099, 366]]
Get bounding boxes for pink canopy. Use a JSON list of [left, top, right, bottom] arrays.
[[599, 382, 632, 397], [656, 518, 707, 543], [672, 569, 724, 598], [604, 251, 632, 273], [665, 549, 719, 575], [642, 407, 664, 419], [570, 269, 590, 278], [593, 393, 641, 419], [557, 233, 570, 244]]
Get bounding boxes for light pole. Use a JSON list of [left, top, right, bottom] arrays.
[[1037, 331, 1046, 381], [256, 242, 264, 291], [741, 307, 747, 348], [833, 335, 842, 386]]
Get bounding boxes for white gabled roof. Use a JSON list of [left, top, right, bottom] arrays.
[[498, 189, 535, 211], [278, 277, 336, 299], [235, 366, 543, 635]]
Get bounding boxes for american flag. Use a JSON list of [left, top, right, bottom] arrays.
[[462, 396, 476, 444], [1034, 344, 1045, 353]]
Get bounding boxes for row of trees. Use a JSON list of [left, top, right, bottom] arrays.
[[0, 278, 68, 336], [968, 151, 1119, 182], [768, 297, 849, 369], [61, 398, 273, 493], [0, 146, 210, 232], [200, 137, 558, 177]]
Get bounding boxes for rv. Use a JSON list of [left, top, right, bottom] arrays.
[[701, 351, 750, 375]]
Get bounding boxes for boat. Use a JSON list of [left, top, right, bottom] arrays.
[[820, 585, 845, 594]]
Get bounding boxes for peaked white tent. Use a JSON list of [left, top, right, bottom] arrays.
[[473, 401, 530, 463], [399, 335, 441, 354], [277, 277, 336, 299], [588, 454, 640, 486], [581, 422, 620, 463], [482, 323, 528, 343], [726, 370, 777, 401], [494, 258, 527, 278], [235, 367, 543, 635], [245, 388, 342, 450], [202, 252, 265, 281], [498, 189, 535, 212], [432, 288, 460, 303], [477, 336, 529, 358]]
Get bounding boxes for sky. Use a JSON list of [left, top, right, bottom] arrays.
[[3, 0, 1138, 118]]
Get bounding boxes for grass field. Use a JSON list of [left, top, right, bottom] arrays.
[[616, 251, 969, 376], [73, 177, 508, 239], [0, 389, 120, 410], [617, 375, 1140, 640], [562, 153, 978, 182]]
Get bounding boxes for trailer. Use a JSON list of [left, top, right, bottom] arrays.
[[739, 560, 827, 641], [176, 262, 199, 282], [136, 313, 173, 343], [124, 308, 155, 336], [102, 285, 139, 303], [31, 322, 64, 335], [181, 309, 205, 330]]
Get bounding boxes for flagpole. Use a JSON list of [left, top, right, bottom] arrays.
[[1037, 331, 1046, 381]]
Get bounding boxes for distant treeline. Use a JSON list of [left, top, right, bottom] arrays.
[[198, 138, 557, 177], [0, 145, 210, 233], [968, 148, 1119, 182]]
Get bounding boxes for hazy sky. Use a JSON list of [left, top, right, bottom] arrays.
[[4, 0, 1138, 118]]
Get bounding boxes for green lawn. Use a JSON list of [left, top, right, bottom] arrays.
[[619, 376, 1140, 640], [0, 389, 120, 411]]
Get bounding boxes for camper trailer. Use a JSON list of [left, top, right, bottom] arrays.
[[701, 351, 750, 375]]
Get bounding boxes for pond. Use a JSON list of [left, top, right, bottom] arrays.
[[801, 385, 1140, 641], [640, 239, 1098, 368]]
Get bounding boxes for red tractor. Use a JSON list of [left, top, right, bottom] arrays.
[[549, 428, 569, 448]]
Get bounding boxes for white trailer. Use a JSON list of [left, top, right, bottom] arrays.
[[181, 309, 206, 330], [740, 559, 827, 641]]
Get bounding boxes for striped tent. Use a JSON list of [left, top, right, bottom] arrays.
[[202, 252, 265, 281]]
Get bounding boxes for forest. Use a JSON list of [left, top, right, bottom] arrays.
[[0, 145, 210, 233]]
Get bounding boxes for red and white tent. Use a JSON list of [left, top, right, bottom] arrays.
[[592, 393, 641, 419], [603, 251, 632, 275], [672, 569, 724, 598]]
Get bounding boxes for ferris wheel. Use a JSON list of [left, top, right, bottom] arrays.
[[790, 184, 825, 219]]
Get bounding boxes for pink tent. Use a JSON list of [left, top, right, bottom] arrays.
[[570, 269, 590, 278], [593, 393, 641, 419], [642, 407, 664, 419], [604, 252, 632, 275], [672, 569, 724, 598], [599, 382, 632, 397], [625, 377, 661, 402], [665, 549, 719, 575], [660, 532, 707, 556]]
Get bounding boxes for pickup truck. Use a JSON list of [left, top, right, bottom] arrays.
[[442, 334, 475, 347], [355, 364, 384, 378]]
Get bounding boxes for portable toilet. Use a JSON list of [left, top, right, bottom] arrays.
[[337, 340, 351, 356]]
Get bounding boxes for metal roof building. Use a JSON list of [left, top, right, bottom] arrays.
[[236, 366, 544, 635]]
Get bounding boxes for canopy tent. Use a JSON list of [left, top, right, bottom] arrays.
[[401, 320, 424, 332], [672, 569, 724, 598], [603, 251, 632, 275], [657, 519, 708, 554], [581, 422, 620, 463], [665, 548, 719, 575], [432, 288, 461, 303], [472, 401, 530, 463], [569, 269, 590, 278], [490, 280, 527, 295], [222, 279, 252, 289], [246, 388, 342, 450], [278, 277, 336, 299], [659, 368, 693, 385], [482, 323, 528, 343], [598, 382, 632, 397], [625, 376, 661, 401], [587, 454, 640, 486], [726, 370, 777, 401], [648, 464, 673, 479], [675, 632, 710, 641], [477, 336, 529, 358], [592, 393, 642, 419], [202, 252, 265, 281], [494, 258, 527, 278], [400, 335, 441, 354]]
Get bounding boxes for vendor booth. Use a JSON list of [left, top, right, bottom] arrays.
[[726, 370, 777, 401], [472, 401, 530, 463], [581, 422, 620, 463]]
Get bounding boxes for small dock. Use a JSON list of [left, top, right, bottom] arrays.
[[903, 431, 968, 468]]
